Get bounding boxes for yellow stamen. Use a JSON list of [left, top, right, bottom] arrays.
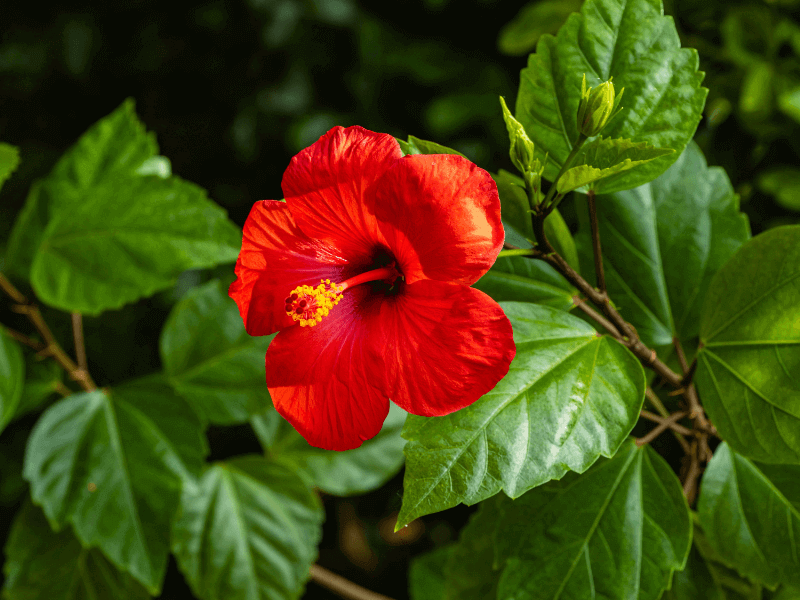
[[285, 280, 344, 327]]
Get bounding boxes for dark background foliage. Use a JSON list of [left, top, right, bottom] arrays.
[[0, 0, 798, 597]]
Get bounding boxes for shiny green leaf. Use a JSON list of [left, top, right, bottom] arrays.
[[3, 502, 151, 600], [516, 0, 707, 193], [557, 137, 674, 194], [497, 0, 583, 56], [31, 175, 241, 314], [161, 279, 273, 425], [663, 545, 726, 600], [696, 226, 800, 463], [0, 329, 24, 435], [698, 443, 800, 588], [397, 302, 645, 527], [171, 456, 324, 600], [473, 255, 576, 310], [23, 379, 207, 593], [494, 441, 691, 600], [251, 403, 406, 496], [575, 142, 750, 347], [443, 500, 501, 600], [397, 135, 465, 157]]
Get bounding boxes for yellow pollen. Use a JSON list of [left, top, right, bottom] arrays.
[[285, 279, 344, 327]]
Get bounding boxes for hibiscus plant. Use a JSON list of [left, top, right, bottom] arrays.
[[1, 0, 799, 598]]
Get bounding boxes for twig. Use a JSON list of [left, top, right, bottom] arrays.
[[682, 357, 697, 386], [71, 313, 88, 372], [640, 410, 693, 436], [572, 296, 621, 338], [636, 411, 688, 446], [587, 189, 606, 294], [0, 272, 96, 391], [673, 337, 689, 374], [2, 326, 44, 350], [682, 439, 702, 504], [644, 387, 669, 418], [309, 565, 396, 600]]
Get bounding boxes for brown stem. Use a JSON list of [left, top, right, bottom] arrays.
[[309, 565, 396, 600], [2, 327, 44, 350], [587, 189, 606, 294], [529, 217, 683, 388], [682, 357, 698, 386], [503, 241, 521, 250], [572, 296, 621, 338], [0, 272, 97, 392], [71, 313, 88, 372], [673, 337, 689, 374], [640, 410, 693, 436], [636, 411, 689, 446], [682, 439, 702, 504]]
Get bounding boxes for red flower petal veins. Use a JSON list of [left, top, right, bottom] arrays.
[[375, 280, 516, 417], [374, 154, 504, 286], [282, 126, 403, 262], [229, 201, 365, 337], [265, 287, 389, 451]]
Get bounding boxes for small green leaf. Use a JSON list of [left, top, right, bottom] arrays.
[[0, 143, 20, 193], [397, 135, 465, 157], [516, 0, 707, 193], [5, 181, 53, 280], [497, 0, 582, 56], [557, 137, 674, 194], [0, 329, 24, 435], [575, 142, 750, 348], [698, 443, 800, 588], [494, 441, 691, 600], [696, 226, 800, 463], [23, 378, 207, 593], [171, 456, 324, 600], [161, 280, 274, 425], [252, 403, 407, 496], [757, 167, 800, 211], [3, 502, 151, 600], [409, 546, 453, 600], [397, 302, 645, 528]]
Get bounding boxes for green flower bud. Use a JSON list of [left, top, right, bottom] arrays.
[[499, 96, 536, 174], [576, 74, 624, 138]]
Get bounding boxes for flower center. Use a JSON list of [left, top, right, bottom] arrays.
[[285, 265, 400, 327]]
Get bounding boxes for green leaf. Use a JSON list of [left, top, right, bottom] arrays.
[[664, 545, 727, 600], [171, 456, 324, 600], [557, 137, 674, 194], [757, 167, 800, 211], [0, 329, 24, 435], [0, 143, 20, 193], [515, 0, 707, 193], [397, 135, 465, 157], [251, 403, 407, 496], [409, 546, 453, 600], [396, 302, 645, 528], [31, 175, 241, 314], [494, 441, 691, 600], [473, 255, 576, 310], [3, 501, 151, 600], [23, 378, 207, 593], [575, 142, 750, 348], [495, 170, 534, 240], [15, 355, 62, 419], [161, 279, 274, 425], [696, 226, 800, 463], [443, 500, 501, 600], [698, 443, 800, 588], [497, 0, 583, 56], [6, 100, 158, 281]]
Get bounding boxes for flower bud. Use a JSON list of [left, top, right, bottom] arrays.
[[499, 96, 536, 174], [576, 74, 624, 138]]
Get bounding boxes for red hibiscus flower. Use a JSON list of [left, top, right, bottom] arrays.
[[229, 126, 516, 450]]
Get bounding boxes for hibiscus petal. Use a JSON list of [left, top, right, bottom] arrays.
[[229, 200, 362, 337], [374, 154, 504, 286], [377, 280, 516, 416], [265, 287, 390, 451], [282, 126, 403, 261]]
